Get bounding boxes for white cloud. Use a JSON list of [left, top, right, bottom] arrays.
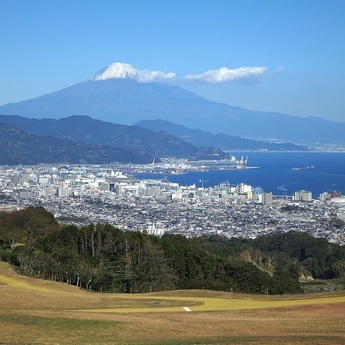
[[274, 67, 286, 74], [137, 69, 176, 83], [182, 66, 268, 84], [272, 67, 286, 77]]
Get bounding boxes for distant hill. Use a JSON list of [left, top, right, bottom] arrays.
[[0, 115, 229, 161], [1, 62, 344, 145], [136, 119, 309, 151], [0, 123, 154, 165]]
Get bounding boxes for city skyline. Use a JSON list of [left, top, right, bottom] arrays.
[[1, 0, 345, 122]]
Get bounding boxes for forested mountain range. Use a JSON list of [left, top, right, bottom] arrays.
[[136, 119, 308, 151], [1, 207, 344, 295], [0, 116, 230, 164], [0, 114, 305, 159], [0, 123, 153, 165]]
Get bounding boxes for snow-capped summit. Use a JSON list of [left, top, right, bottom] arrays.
[[89, 62, 138, 81], [89, 62, 176, 83]]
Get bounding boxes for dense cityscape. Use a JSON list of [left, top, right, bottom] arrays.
[[1, 160, 344, 245]]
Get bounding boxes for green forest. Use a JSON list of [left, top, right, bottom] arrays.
[[1, 207, 345, 295]]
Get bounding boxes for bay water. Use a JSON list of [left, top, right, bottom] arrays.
[[136, 152, 345, 198]]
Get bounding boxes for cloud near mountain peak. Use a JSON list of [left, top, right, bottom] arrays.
[[90, 62, 269, 84], [143, 66, 269, 84], [137, 69, 176, 82], [183, 66, 268, 84]]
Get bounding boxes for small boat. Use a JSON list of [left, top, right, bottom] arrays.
[[292, 165, 315, 171]]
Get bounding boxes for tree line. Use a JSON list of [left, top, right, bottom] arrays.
[[1, 207, 344, 294]]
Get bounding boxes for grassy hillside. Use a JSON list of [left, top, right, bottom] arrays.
[[1, 262, 345, 344]]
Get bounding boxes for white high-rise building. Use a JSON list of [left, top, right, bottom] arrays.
[[259, 192, 273, 204], [56, 187, 69, 198], [294, 190, 312, 202]]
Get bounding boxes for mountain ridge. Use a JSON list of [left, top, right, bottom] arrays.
[[0, 114, 230, 161], [0, 123, 154, 165], [135, 119, 308, 151]]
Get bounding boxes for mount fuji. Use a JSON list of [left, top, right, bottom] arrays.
[[88, 62, 139, 81], [0, 62, 218, 126], [1, 62, 345, 145]]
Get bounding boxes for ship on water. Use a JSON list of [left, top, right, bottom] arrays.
[[292, 165, 315, 171]]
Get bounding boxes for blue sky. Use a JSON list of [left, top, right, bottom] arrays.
[[1, 0, 344, 122]]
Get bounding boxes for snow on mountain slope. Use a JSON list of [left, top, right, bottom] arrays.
[[89, 62, 138, 81], [89, 62, 175, 83]]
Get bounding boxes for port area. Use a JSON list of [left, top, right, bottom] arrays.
[[132, 156, 253, 175]]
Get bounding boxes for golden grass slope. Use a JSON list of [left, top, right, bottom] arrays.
[[1, 261, 345, 344]]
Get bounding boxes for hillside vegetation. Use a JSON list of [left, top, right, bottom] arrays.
[[0, 123, 153, 164], [0, 115, 229, 162], [1, 207, 345, 295]]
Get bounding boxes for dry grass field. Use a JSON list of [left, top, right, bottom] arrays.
[[1, 261, 345, 345]]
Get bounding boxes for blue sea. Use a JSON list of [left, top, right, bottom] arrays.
[[136, 152, 345, 198]]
